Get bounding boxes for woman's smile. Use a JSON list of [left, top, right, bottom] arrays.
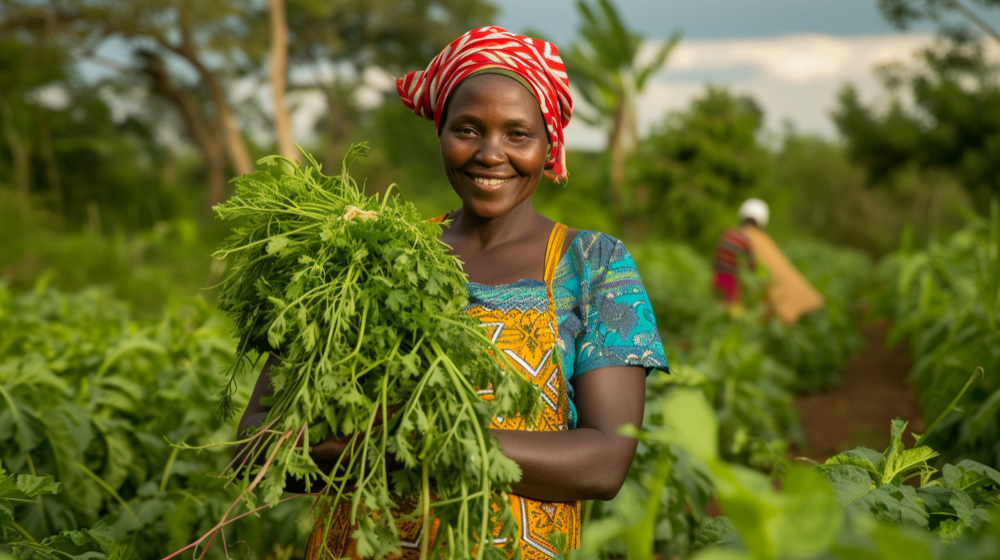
[[467, 173, 516, 191]]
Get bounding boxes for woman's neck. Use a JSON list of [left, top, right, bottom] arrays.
[[449, 198, 548, 250]]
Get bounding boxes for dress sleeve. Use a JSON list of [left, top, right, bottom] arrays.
[[573, 233, 669, 378]]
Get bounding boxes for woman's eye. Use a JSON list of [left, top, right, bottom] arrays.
[[510, 131, 529, 140]]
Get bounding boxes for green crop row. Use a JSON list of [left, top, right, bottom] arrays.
[[0, 284, 308, 559], [876, 203, 1000, 466]]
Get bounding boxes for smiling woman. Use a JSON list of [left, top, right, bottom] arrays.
[[438, 73, 548, 222], [301, 26, 669, 560]]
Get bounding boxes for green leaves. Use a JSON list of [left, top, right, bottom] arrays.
[[817, 417, 1000, 543], [879, 419, 939, 485], [877, 208, 1000, 466], [213, 144, 536, 558], [0, 285, 296, 558]]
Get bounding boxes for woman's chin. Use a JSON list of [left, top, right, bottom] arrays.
[[462, 198, 519, 220]]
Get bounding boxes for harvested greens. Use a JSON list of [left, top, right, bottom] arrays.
[[209, 144, 537, 559]]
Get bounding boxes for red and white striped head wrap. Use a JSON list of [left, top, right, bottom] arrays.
[[397, 26, 573, 183]]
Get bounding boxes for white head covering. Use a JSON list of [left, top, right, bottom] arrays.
[[738, 198, 770, 228]]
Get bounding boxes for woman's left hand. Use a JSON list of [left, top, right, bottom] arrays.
[[490, 365, 646, 502]]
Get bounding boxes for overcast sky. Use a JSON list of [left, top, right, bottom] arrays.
[[486, 0, 1000, 148], [138, 1, 997, 150], [496, 0, 918, 41]]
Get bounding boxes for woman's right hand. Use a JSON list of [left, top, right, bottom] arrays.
[[308, 403, 403, 470]]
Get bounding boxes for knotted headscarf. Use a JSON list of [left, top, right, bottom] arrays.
[[396, 26, 573, 183]]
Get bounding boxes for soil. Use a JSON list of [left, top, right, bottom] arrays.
[[791, 320, 925, 462]]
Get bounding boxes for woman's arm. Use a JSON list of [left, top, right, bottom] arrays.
[[491, 365, 645, 502]]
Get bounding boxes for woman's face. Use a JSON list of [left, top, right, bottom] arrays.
[[439, 74, 548, 220]]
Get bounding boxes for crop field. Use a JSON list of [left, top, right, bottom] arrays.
[[3, 0, 1000, 558], [2, 204, 998, 559]]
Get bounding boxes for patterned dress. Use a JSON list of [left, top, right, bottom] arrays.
[[305, 223, 667, 559]]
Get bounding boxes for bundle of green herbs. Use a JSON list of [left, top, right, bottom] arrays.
[[194, 144, 537, 559]]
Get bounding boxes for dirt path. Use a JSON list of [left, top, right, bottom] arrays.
[[792, 320, 924, 462]]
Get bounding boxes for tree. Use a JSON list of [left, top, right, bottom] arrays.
[[833, 40, 1000, 205], [633, 87, 769, 247], [282, 0, 496, 167], [2, 0, 261, 208], [0, 33, 64, 199], [563, 0, 679, 227], [2, 0, 497, 210], [878, 0, 1000, 43]]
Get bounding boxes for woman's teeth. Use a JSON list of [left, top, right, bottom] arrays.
[[472, 177, 511, 186]]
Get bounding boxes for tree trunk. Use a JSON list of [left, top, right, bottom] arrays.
[[166, 8, 254, 176], [321, 87, 354, 169], [268, 0, 296, 161], [187, 55, 253, 176], [140, 51, 229, 210], [0, 95, 31, 198], [35, 105, 64, 218]]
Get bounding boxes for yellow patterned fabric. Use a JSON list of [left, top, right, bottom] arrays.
[[466, 222, 580, 558], [305, 222, 579, 560]]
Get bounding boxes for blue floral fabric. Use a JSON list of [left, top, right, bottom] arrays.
[[552, 231, 668, 375], [466, 231, 668, 427]]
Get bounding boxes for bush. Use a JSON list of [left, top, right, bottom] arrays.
[[0, 284, 309, 559]]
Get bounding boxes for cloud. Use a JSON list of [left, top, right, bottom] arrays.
[[564, 33, 1000, 150], [282, 33, 998, 152]]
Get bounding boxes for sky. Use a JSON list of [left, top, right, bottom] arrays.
[[485, 0, 1000, 148], [80, 1, 1000, 151]]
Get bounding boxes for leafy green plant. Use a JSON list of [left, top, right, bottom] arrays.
[[818, 418, 999, 541], [657, 391, 1000, 560], [0, 282, 307, 558], [877, 202, 1000, 465], [207, 144, 536, 560]]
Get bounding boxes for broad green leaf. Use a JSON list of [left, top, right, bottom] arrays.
[[849, 485, 929, 528], [950, 489, 991, 532], [881, 446, 939, 484], [655, 389, 718, 463], [942, 460, 1000, 491], [693, 516, 738, 551], [877, 418, 909, 482], [818, 464, 873, 507], [773, 466, 842, 557], [16, 474, 61, 498], [825, 448, 883, 478], [691, 549, 753, 560], [916, 485, 952, 513]]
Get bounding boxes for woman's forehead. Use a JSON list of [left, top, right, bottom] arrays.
[[445, 74, 545, 125]]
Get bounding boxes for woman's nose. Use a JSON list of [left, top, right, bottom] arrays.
[[475, 135, 506, 167]]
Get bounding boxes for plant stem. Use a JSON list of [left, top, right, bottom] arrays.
[[11, 520, 36, 543], [914, 367, 983, 447], [160, 447, 180, 492], [420, 461, 431, 560]]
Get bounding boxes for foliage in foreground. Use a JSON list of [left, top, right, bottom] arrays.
[[0, 284, 306, 559], [816, 415, 1000, 542], [579, 389, 1000, 560]]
